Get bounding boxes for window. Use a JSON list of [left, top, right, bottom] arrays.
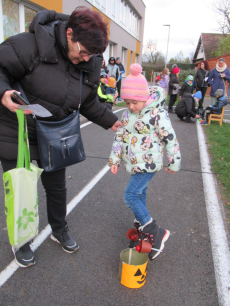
[[120, 0, 126, 29], [129, 10, 139, 38], [111, 0, 116, 20], [0, 0, 38, 42], [94, 0, 106, 13]]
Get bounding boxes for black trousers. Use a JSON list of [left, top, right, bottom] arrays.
[[117, 79, 121, 98], [1, 159, 67, 231], [197, 86, 208, 109], [168, 94, 177, 111]]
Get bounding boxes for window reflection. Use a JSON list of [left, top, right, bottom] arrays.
[[2, 0, 20, 40]]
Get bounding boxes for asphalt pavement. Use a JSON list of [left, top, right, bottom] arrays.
[[0, 95, 228, 305]]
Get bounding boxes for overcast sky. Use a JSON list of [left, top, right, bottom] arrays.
[[142, 0, 221, 61]]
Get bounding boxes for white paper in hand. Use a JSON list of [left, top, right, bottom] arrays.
[[18, 104, 52, 117]]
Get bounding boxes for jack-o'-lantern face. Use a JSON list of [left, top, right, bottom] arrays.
[[134, 267, 147, 284]]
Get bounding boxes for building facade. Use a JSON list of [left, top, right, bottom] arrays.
[[0, 0, 146, 75]]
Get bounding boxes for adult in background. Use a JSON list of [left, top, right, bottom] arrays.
[[159, 68, 169, 100], [115, 57, 125, 101], [175, 91, 201, 123], [208, 58, 230, 105], [0, 7, 122, 268], [194, 60, 210, 111], [168, 67, 180, 113], [107, 57, 120, 84]]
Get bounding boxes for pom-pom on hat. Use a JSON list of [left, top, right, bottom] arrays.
[[121, 63, 150, 101], [193, 91, 202, 99], [108, 77, 116, 88], [172, 67, 180, 74]]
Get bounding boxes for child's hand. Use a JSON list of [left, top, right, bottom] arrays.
[[165, 168, 176, 174], [111, 165, 119, 175]]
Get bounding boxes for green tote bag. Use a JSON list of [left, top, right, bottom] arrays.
[[3, 109, 43, 249]]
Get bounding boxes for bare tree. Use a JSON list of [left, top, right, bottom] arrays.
[[211, 0, 230, 33], [142, 39, 165, 65]]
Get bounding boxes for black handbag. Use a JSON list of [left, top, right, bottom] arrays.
[[17, 72, 86, 172]]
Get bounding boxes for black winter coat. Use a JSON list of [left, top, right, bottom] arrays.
[[0, 10, 118, 160], [175, 94, 197, 118], [194, 68, 210, 88], [179, 82, 193, 97], [168, 73, 179, 95]]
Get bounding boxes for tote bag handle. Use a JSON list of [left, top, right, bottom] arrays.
[[16, 109, 31, 170]]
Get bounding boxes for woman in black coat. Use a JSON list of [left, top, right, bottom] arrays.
[[0, 8, 121, 268], [194, 60, 210, 111], [168, 67, 180, 113]]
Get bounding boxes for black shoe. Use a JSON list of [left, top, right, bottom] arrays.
[[139, 219, 170, 260], [185, 116, 195, 123], [50, 225, 79, 253], [178, 117, 184, 121], [168, 110, 173, 113], [12, 242, 35, 268]]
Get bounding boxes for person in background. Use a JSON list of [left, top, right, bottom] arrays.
[[107, 57, 120, 84], [98, 72, 118, 109], [115, 57, 125, 101], [200, 89, 229, 125], [101, 58, 109, 84], [109, 63, 181, 261], [179, 75, 194, 98], [194, 60, 210, 112], [159, 68, 169, 100], [106, 77, 117, 96], [168, 67, 180, 113], [155, 73, 161, 84], [175, 91, 201, 123], [208, 58, 230, 105]]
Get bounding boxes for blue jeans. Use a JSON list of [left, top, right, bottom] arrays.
[[124, 172, 156, 225]]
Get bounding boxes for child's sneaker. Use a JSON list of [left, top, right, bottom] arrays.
[[139, 219, 170, 260]]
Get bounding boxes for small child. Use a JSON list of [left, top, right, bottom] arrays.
[[108, 64, 181, 260], [97, 72, 117, 110], [179, 75, 194, 98], [200, 89, 229, 125], [106, 77, 117, 96]]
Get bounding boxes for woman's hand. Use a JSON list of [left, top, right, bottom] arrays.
[[1, 90, 33, 115], [195, 114, 200, 119], [110, 120, 123, 132], [165, 168, 176, 174], [111, 165, 119, 175]]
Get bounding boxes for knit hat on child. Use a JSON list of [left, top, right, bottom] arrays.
[[120, 63, 150, 101], [215, 89, 224, 97], [108, 77, 116, 88], [193, 91, 202, 99]]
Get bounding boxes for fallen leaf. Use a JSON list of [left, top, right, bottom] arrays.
[[217, 194, 220, 196], [225, 202, 230, 205]]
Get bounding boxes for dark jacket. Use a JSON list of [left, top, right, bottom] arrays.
[[175, 94, 197, 118], [116, 62, 125, 81], [209, 96, 229, 114], [179, 82, 193, 97], [194, 68, 210, 89], [0, 10, 118, 160], [208, 66, 230, 96], [168, 73, 179, 95]]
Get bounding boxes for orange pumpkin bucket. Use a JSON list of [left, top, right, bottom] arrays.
[[119, 248, 148, 289]]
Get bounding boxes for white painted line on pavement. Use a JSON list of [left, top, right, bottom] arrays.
[[197, 121, 230, 306], [0, 108, 125, 288]]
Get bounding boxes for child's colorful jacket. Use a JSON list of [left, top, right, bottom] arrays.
[[109, 87, 181, 174]]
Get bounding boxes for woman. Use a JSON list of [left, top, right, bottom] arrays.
[[168, 67, 180, 113], [101, 58, 109, 83], [159, 68, 169, 100], [208, 58, 230, 105], [194, 60, 210, 111], [0, 7, 121, 268]]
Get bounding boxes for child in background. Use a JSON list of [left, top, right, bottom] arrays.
[[97, 72, 118, 110], [109, 64, 181, 260], [106, 77, 117, 96], [200, 89, 229, 125], [179, 75, 194, 98]]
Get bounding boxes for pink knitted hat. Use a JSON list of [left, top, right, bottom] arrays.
[[121, 64, 150, 101]]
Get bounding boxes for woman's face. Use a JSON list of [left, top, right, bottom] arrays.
[[102, 59, 105, 66], [201, 62, 205, 69], [219, 60, 224, 68]]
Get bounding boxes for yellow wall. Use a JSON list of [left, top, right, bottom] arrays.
[[127, 50, 131, 75], [92, 7, 110, 40], [132, 52, 136, 63], [136, 40, 140, 55], [32, 0, 62, 12]]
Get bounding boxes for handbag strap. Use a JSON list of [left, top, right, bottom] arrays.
[[16, 109, 31, 170]]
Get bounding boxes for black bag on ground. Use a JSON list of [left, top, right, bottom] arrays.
[[17, 72, 85, 172]]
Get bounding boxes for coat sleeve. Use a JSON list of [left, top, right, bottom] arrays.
[[184, 97, 196, 117], [156, 110, 181, 172], [224, 68, 230, 82], [169, 77, 177, 90], [208, 69, 215, 86], [194, 71, 198, 89], [80, 87, 118, 129], [179, 83, 186, 97]]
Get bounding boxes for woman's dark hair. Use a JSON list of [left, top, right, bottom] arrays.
[[201, 60, 210, 70], [67, 6, 109, 54]]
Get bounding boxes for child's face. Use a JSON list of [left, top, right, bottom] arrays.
[[188, 80, 192, 84], [100, 77, 107, 84], [125, 99, 146, 113]]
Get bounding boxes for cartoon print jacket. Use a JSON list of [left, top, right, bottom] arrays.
[[109, 86, 181, 174]]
